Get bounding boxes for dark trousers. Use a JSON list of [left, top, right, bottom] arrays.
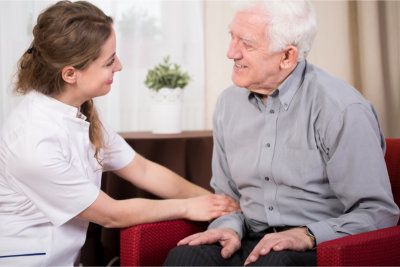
[[163, 230, 317, 266]]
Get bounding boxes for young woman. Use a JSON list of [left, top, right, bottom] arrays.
[[0, 1, 239, 265]]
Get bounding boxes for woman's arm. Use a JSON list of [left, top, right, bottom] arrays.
[[77, 153, 240, 228], [77, 190, 237, 228], [113, 153, 210, 199]]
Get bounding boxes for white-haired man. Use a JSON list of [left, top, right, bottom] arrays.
[[164, 0, 399, 266]]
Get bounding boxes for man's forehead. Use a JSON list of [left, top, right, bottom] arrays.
[[231, 10, 267, 28], [229, 11, 268, 40]]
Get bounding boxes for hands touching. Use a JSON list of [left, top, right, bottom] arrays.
[[244, 227, 315, 265], [178, 228, 242, 259], [183, 194, 241, 221]]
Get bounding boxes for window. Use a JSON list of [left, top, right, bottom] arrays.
[[0, 0, 205, 132]]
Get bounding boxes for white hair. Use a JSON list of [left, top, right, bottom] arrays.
[[233, 0, 317, 62]]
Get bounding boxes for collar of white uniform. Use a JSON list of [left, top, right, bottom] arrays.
[[29, 90, 88, 121]]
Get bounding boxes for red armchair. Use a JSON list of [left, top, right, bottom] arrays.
[[120, 138, 400, 266]]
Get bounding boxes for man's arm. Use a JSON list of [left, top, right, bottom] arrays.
[[207, 95, 247, 239], [244, 103, 400, 266], [309, 103, 399, 244], [171, 93, 245, 261]]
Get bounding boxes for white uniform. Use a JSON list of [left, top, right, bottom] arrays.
[[0, 91, 135, 266]]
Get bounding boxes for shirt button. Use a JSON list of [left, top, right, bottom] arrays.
[[269, 109, 275, 114], [265, 177, 270, 181], [265, 143, 270, 148], [269, 206, 274, 211]]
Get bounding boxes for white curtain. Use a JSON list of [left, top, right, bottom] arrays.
[[0, 0, 205, 132]]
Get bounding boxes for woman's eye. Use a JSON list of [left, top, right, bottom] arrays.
[[106, 58, 115, 67]]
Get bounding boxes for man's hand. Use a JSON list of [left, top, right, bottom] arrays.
[[244, 227, 314, 265], [178, 228, 241, 259]]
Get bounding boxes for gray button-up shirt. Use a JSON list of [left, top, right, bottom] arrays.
[[209, 60, 399, 244]]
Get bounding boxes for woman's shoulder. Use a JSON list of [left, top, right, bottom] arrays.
[[1, 95, 68, 150]]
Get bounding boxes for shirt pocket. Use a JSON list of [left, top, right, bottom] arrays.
[[273, 147, 326, 189]]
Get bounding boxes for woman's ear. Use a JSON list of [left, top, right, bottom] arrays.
[[280, 45, 298, 69], [61, 66, 77, 84]]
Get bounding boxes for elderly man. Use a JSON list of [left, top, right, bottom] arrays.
[[164, 0, 399, 266]]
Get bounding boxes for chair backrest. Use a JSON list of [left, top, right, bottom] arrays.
[[384, 138, 400, 225]]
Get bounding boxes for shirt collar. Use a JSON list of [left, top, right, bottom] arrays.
[[29, 90, 88, 121], [248, 60, 307, 111], [277, 60, 306, 111]]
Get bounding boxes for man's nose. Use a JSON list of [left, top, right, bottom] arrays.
[[227, 40, 242, 60]]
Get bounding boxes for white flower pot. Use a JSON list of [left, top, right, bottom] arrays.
[[150, 88, 183, 134]]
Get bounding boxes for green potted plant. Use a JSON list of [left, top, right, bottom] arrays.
[[145, 55, 190, 91], [144, 56, 191, 134]]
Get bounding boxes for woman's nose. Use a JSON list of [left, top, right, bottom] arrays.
[[114, 55, 123, 72]]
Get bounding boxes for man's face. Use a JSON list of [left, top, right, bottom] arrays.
[[227, 10, 283, 94]]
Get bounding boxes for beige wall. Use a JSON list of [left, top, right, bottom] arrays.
[[204, 1, 235, 129], [203, 1, 386, 130]]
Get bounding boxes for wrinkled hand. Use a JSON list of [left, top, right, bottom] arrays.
[[244, 227, 314, 265], [184, 194, 241, 221], [178, 228, 241, 259]]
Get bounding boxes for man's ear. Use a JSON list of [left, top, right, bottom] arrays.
[[61, 66, 77, 84], [280, 45, 298, 69]]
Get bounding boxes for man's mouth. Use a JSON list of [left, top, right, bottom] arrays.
[[234, 62, 247, 69]]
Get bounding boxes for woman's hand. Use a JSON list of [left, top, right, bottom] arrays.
[[183, 194, 241, 221]]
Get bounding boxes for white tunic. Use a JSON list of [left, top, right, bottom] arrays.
[[0, 91, 135, 266]]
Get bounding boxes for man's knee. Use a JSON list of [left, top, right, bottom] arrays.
[[164, 244, 224, 266], [248, 250, 317, 266], [163, 245, 206, 266]]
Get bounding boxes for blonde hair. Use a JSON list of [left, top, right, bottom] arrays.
[[15, 0, 113, 163]]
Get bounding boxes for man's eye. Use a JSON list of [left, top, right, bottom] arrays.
[[243, 42, 251, 48]]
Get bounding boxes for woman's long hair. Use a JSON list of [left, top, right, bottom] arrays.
[[15, 0, 113, 163]]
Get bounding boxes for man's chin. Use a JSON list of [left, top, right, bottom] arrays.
[[231, 77, 248, 89]]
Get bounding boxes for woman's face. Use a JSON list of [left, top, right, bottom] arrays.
[[75, 28, 122, 101]]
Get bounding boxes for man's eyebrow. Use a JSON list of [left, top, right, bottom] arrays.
[[228, 30, 254, 42], [239, 35, 254, 42]]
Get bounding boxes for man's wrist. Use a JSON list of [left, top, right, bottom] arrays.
[[304, 226, 316, 249]]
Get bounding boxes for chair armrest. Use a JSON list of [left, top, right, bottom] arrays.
[[317, 225, 400, 266], [120, 219, 207, 266]]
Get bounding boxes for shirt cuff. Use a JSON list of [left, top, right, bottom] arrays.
[[307, 221, 348, 245], [208, 211, 246, 239]]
